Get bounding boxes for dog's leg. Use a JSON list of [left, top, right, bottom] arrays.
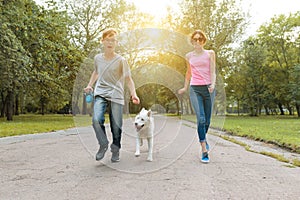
[[147, 137, 153, 162], [140, 138, 143, 146], [135, 137, 140, 157]]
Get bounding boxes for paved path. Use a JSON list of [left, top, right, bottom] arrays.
[[0, 116, 300, 200]]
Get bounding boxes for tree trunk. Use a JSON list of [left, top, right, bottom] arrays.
[[264, 105, 270, 115], [82, 93, 87, 115], [176, 99, 180, 115], [249, 106, 256, 116], [278, 103, 284, 115], [287, 105, 293, 115], [179, 96, 183, 115], [72, 93, 81, 115], [15, 93, 19, 115], [1, 91, 5, 118], [296, 103, 300, 117], [40, 96, 46, 115], [237, 99, 240, 116], [6, 91, 14, 121]]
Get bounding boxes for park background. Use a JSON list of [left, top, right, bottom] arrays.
[[0, 0, 299, 163]]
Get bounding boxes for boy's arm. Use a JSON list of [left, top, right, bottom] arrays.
[[84, 70, 99, 92], [126, 76, 140, 104]]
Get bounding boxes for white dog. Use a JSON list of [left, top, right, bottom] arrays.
[[134, 108, 154, 161]]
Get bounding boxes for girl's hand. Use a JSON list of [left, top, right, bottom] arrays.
[[208, 85, 215, 93], [178, 88, 186, 95]]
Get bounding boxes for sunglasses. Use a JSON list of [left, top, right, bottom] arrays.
[[192, 38, 203, 42]]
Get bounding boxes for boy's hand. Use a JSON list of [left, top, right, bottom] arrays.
[[84, 86, 93, 93], [132, 96, 140, 104]]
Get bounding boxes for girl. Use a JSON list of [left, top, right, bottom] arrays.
[[178, 30, 216, 163]]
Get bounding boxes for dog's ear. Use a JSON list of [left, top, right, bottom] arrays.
[[147, 110, 151, 117]]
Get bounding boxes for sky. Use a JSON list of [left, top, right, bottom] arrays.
[[35, 0, 299, 36], [241, 0, 300, 36], [127, 0, 300, 36]]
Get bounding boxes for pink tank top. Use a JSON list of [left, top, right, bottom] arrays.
[[188, 50, 211, 86]]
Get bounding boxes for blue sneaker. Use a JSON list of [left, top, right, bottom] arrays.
[[201, 152, 210, 163], [206, 141, 210, 152]]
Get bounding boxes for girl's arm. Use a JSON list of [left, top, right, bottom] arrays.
[[208, 50, 216, 93], [178, 56, 191, 94]]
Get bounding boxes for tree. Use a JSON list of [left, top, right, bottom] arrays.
[[63, 0, 145, 115], [1, 0, 31, 120], [290, 65, 300, 117], [226, 12, 300, 117], [176, 0, 247, 114], [0, 23, 29, 120], [1, 0, 83, 119], [178, 0, 247, 62], [62, 0, 134, 55], [258, 12, 300, 115], [229, 37, 267, 116]]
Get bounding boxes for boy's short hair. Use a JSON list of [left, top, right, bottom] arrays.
[[102, 28, 118, 39]]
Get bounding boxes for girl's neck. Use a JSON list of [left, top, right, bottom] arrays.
[[194, 47, 204, 54]]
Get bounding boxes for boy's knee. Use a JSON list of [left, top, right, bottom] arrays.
[[92, 118, 105, 125], [198, 117, 206, 124]]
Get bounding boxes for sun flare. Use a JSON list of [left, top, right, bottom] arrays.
[[127, 0, 180, 21]]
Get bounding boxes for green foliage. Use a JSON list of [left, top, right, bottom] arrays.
[[227, 37, 268, 115], [178, 0, 247, 74], [0, 0, 83, 119], [173, 0, 247, 115], [62, 0, 134, 54], [0, 1, 31, 120], [0, 23, 29, 91], [226, 12, 300, 116], [290, 65, 300, 104], [1, 0, 297, 120]]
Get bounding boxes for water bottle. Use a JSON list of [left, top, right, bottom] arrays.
[[85, 91, 93, 103]]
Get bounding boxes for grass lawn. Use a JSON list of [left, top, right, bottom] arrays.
[[1, 114, 299, 154], [222, 115, 300, 153], [183, 114, 300, 153], [0, 114, 112, 137], [0, 114, 76, 137]]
